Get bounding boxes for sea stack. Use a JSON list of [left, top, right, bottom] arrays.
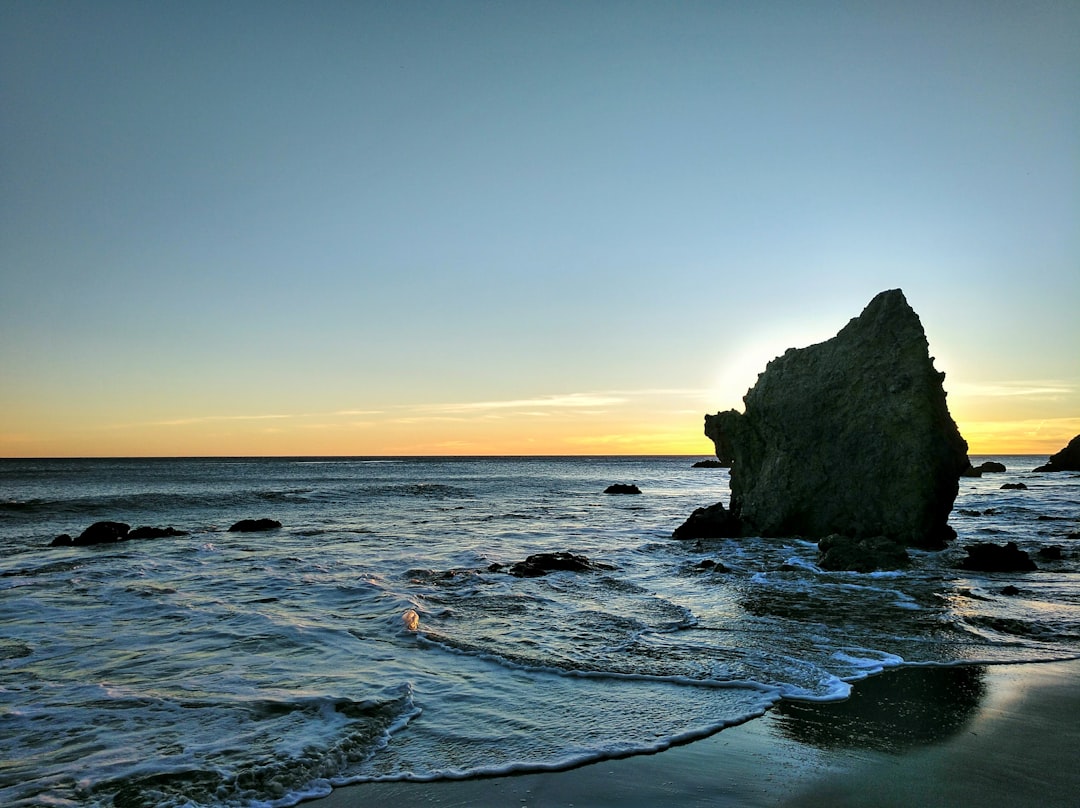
[[704, 289, 969, 549], [1033, 435, 1080, 472]]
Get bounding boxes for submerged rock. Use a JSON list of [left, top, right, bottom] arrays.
[[228, 518, 282, 532], [817, 534, 910, 573], [1032, 435, 1080, 472], [1001, 483, 1027, 490], [672, 502, 742, 540], [692, 459, 729, 468], [958, 542, 1037, 572], [703, 289, 969, 549], [604, 483, 641, 494], [505, 552, 611, 578], [128, 526, 188, 540], [75, 521, 131, 546]]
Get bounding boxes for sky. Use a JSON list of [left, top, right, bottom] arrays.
[[1, 1, 1077, 457]]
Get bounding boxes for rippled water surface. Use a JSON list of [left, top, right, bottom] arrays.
[[1, 456, 1077, 806]]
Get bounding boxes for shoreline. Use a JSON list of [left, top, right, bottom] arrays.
[[306, 658, 1080, 807]]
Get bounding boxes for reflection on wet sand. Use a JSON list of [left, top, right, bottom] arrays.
[[774, 665, 987, 752]]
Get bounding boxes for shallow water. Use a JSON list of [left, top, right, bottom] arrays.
[[1, 456, 1077, 806]]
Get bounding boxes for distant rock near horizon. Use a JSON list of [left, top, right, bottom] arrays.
[[1033, 434, 1080, 472], [701, 289, 969, 550]]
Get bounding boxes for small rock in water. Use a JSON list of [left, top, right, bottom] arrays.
[[75, 521, 131, 546], [1000, 483, 1027, 490], [506, 552, 610, 578], [672, 502, 741, 540], [604, 483, 641, 494], [958, 542, 1037, 572], [228, 518, 282, 532]]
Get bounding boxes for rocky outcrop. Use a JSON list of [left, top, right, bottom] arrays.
[[962, 460, 1007, 477], [50, 522, 187, 547], [692, 459, 729, 468], [1033, 435, 1080, 472], [672, 502, 741, 540], [703, 289, 969, 549], [502, 552, 612, 578], [958, 542, 1037, 572], [817, 534, 910, 573], [604, 483, 641, 494], [228, 518, 282, 532]]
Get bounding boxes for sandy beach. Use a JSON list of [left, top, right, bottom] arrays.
[[307, 658, 1080, 808]]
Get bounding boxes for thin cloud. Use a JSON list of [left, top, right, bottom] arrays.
[[153, 413, 294, 427], [951, 381, 1075, 398], [421, 393, 628, 414]]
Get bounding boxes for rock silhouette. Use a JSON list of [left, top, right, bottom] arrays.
[[703, 289, 968, 549], [1033, 435, 1080, 472]]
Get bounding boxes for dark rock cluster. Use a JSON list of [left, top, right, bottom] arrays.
[[604, 483, 641, 495], [817, 534, 910, 573], [963, 460, 1007, 476], [51, 518, 280, 546], [958, 542, 1037, 572], [492, 552, 613, 578], [50, 521, 188, 547]]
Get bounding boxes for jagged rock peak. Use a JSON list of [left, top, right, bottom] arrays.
[[704, 289, 969, 549]]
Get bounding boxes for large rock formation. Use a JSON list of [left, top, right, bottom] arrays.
[[1033, 435, 1080, 472], [704, 289, 969, 549]]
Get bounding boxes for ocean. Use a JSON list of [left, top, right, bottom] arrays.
[[2, 455, 1077, 807]]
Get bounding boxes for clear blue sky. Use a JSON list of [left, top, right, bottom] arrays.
[[2, 1, 1077, 456]]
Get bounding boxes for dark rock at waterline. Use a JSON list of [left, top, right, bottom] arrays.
[[961, 460, 1007, 477], [703, 290, 969, 550], [672, 502, 742, 540], [50, 522, 189, 547], [694, 559, 732, 573], [228, 518, 282, 532], [692, 459, 729, 468], [958, 542, 1037, 572], [1032, 434, 1080, 472], [505, 551, 611, 578], [1001, 482, 1027, 490], [817, 534, 910, 573], [75, 521, 131, 546], [1037, 545, 1064, 561], [604, 483, 641, 495], [128, 526, 188, 540], [1001, 585, 1022, 596]]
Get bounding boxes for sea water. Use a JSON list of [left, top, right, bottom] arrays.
[[1, 456, 1077, 806]]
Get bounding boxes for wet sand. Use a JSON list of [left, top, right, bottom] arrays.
[[306, 659, 1080, 807]]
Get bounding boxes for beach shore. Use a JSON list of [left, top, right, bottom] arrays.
[[306, 658, 1080, 807]]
